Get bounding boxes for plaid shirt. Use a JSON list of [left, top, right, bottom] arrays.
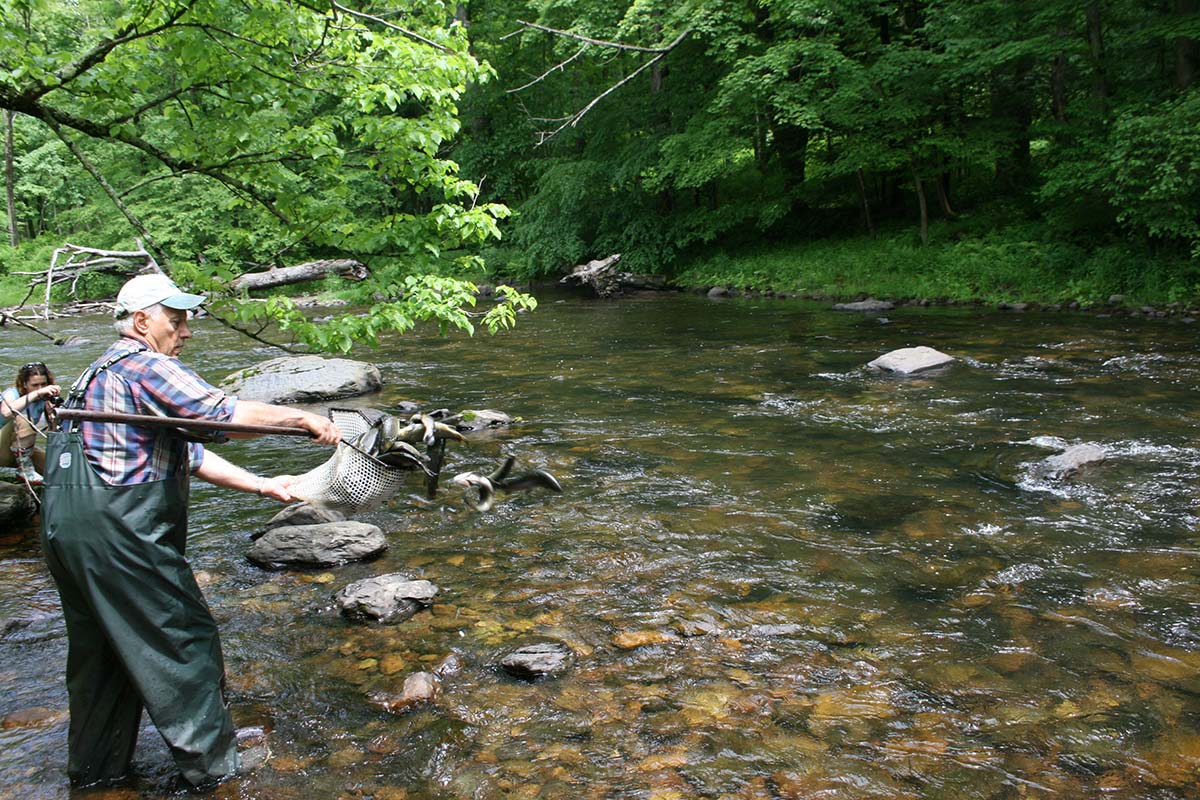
[[75, 337, 237, 485]]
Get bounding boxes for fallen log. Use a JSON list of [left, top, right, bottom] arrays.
[[560, 254, 668, 297], [230, 259, 369, 292]]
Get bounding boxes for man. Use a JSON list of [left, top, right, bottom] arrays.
[[40, 273, 341, 789]]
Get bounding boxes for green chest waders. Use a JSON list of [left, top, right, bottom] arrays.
[[39, 350, 237, 788]]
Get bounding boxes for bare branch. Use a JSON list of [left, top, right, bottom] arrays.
[[533, 30, 691, 146], [507, 45, 589, 93], [204, 307, 298, 353], [329, 1, 454, 54], [505, 20, 677, 53]]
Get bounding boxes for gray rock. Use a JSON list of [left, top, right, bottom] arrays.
[[746, 623, 807, 637], [1040, 443, 1107, 480], [499, 641, 573, 679], [833, 299, 894, 312], [257, 503, 346, 539], [247, 521, 386, 569], [221, 355, 381, 404], [707, 286, 730, 298], [867, 346, 956, 374], [453, 409, 513, 433], [335, 574, 438, 622], [0, 483, 35, 528], [1108, 294, 1125, 306]]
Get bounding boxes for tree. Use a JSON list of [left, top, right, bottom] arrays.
[[0, 0, 534, 350]]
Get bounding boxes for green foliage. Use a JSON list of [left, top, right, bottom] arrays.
[[0, 0, 527, 351]]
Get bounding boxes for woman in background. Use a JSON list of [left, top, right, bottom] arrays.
[[1, 361, 61, 480]]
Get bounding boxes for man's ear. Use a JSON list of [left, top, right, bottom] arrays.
[[131, 309, 151, 335]]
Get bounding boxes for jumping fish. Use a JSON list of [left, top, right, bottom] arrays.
[[451, 456, 563, 512]]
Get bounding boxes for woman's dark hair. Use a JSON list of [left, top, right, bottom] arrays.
[[16, 362, 55, 394]]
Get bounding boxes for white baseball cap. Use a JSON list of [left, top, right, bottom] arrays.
[[114, 274, 206, 317]]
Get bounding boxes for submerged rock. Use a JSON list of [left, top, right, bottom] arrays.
[[499, 641, 573, 679], [221, 355, 381, 404], [335, 574, 439, 623], [834, 299, 894, 312], [1039, 443, 1107, 480], [247, 521, 386, 569], [452, 409, 514, 434], [868, 346, 956, 374], [371, 671, 439, 714]]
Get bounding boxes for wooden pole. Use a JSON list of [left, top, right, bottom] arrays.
[[56, 408, 314, 438]]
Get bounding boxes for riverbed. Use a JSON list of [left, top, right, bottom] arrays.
[[2, 291, 1199, 799]]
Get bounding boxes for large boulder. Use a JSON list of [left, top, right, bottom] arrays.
[[247, 521, 386, 569], [221, 355, 381, 404], [868, 346, 956, 374], [335, 574, 439, 623]]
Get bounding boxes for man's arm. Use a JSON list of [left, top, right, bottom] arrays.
[[230, 399, 341, 444], [193, 447, 298, 502]]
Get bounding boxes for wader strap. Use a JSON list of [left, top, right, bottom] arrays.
[[61, 343, 149, 433]]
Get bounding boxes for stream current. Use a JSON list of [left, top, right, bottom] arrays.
[[1, 291, 1199, 799]]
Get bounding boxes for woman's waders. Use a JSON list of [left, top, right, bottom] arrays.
[[39, 351, 237, 788]]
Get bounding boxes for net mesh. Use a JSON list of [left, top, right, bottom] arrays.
[[287, 408, 421, 514]]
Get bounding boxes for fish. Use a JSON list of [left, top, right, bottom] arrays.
[[451, 456, 563, 512], [346, 411, 467, 471]]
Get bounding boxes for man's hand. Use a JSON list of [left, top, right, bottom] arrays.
[[259, 474, 298, 503], [303, 412, 341, 445]]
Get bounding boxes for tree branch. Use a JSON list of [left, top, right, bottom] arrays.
[[533, 30, 691, 146], [507, 45, 589, 93], [329, 1, 454, 54], [504, 20, 678, 53]]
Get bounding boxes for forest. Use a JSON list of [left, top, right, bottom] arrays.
[[2, 0, 1199, 348]]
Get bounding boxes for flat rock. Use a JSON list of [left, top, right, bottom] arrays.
[[868, 346, 956, 374], [221, 355, 381, 404], [336, 574, 439, 623], [499, 642, 573, 679], [1040, 443, 1107, 480], [257, 503, 346, 539], [247, 521, 386, 569], [834, 299, 894, 312]]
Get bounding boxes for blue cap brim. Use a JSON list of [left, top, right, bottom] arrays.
[[161, 292, 206, 310]]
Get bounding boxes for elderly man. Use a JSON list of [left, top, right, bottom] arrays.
[[40, 273, 341, 789]]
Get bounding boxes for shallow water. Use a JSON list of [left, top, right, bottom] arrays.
[[2, 292, 1199, 799]]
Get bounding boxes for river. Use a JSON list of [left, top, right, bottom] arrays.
[[2, 291, 1199, 799]]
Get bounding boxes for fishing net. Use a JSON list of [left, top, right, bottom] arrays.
[[287, 408, 424, 514]]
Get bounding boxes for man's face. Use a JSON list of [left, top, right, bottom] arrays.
[[137, 306, 192, 357]]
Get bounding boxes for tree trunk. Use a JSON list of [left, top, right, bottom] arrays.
[[1176, 0, 1199, 89], [230, 259, 369, 292], [1085, 2, 1110, 105], [1052, 24, 1070, 121], [937, 170, 956, 218], [4, 109, 16, 247], [856, 169, 876, 237], [912, 163, 929, 246]]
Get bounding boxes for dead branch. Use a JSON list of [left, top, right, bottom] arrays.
[[505, 25, 691, 145], [508, 45, 589, 93], [229, 259, 369, 292], [203, 307, 297, 354], [329, 1, 453, 54], [505, 20, 676, 53], [17, 241, 160, 319]]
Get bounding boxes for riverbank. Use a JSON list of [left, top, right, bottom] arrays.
[[666, 224, 1199, 310]]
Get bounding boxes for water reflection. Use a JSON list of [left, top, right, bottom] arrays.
[[1, 293, 1199, 798]]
